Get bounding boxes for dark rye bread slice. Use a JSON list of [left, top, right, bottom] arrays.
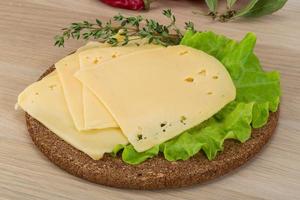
[[25, 66, 279, 190]]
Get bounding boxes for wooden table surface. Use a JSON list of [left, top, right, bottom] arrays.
[[1, 0, 299, 199]]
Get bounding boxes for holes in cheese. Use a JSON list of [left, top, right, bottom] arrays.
[[78, 45, 161, 130], [184, 77, 194, 83], [75, 45, 236, 152], [93, 59, 99, 64], [179, 50, 189, 55], [17, 75, 128, 160], [49, 84, 57, 90], [198, 69, 206, 76]]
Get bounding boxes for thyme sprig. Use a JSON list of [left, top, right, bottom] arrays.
[[54, 9, 195, 47]]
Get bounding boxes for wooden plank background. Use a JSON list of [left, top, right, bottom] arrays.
[[0, 0, 299, 199]]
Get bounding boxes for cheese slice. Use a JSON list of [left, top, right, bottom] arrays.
[[77, 41, 109, 52], [17, 75, 128, 159], [56, 43, 159, 130], [39, 42, 105, 83], [43, 70, 57, 78], [55, 43, 108, 131], [79, 45, 161, 130], [75, 45, 236, 152]]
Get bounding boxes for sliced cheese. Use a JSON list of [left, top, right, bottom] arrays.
[[43, 70, 57, 78], [77, 41, 109, 52], [75, 45, 236, 152], [55, 42, 107, 131], [17, 75, 128, 159], [44, 42, 106, 87], [79, 45, 161, 130], [40, 41, 102, 83], [56, 43, 159, 131]]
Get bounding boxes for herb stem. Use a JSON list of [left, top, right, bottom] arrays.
[[54, 9, 195, 47]]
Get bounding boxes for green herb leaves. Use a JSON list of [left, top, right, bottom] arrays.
[[54, 3, 288, 47], [54, 9, 194, 47]]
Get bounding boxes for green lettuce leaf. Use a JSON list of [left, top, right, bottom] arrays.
[[112, 144, 159, 165], [161, 102, 254, 161], [113, 31, 281, 164], [181, 31, 280, 126]]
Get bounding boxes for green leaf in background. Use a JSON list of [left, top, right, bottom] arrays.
[[227, 0, 238, 9], [113, 31, 281, 165], [219, 0, 287, 21], [243, 0, 288, 17], [234, 0, 259, 18], [234, 0, 288, 18], [205, 0, 218, 13]]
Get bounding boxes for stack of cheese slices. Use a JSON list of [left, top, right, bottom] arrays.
[[17, 42, 236, 160]]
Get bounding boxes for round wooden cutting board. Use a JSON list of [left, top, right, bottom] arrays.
[[25, 66, 279, 190]]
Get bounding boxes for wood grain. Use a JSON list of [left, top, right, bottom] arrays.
[[0, 0, 299, 199]]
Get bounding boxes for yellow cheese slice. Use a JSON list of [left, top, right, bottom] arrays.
[[17, 75, 128, 160], [55, 42, 107, 131], [79, 45, 161, 130], [43, 70, 57, 78], [41, 41, 101, 82], [75, 45, 236, 152], [56, 43, 159, 131], [77, 41, 109, 52]]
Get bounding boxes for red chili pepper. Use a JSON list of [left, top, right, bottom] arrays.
[[100, 0, 151, 10]]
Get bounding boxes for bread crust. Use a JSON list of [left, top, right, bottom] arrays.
[[25, 66, 279, 190]]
